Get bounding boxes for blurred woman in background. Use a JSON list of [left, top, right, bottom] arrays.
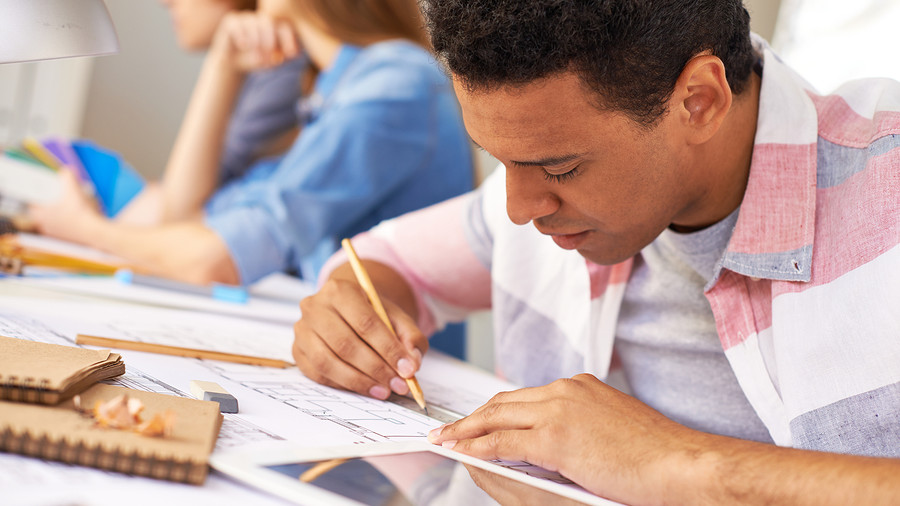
[[31, 0, 473, 286], [119, 0, 307, 225]]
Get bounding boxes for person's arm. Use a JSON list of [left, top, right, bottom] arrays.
[[83, 218, 239, 285], [29, 169, 238, 284], [183, 89, 467, 287], [428, 373, 900, 505], [292, 187, 495, 400], [161, 12, 300, 223]]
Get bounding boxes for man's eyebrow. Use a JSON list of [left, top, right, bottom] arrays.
[[509, 152, 585, 168], [470, 139, 586, 167]]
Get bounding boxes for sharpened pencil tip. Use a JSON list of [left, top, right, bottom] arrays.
[[424, 406, 429, 416], [406, 377, 427, 412]]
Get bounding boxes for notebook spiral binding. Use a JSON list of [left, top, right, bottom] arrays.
[[0, 376, 51, 404], [0, 426, 207, 484]]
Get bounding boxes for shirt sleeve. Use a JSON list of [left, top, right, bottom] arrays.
[[205, 94, 443, 284], [219, 57, 306, 183], [318, 183, 496, 336]]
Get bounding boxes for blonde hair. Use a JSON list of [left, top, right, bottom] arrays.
[[293, 0, 430, 94], [295, 0, 429, 50]]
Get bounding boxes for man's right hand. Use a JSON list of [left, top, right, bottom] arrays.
[[293, 264, 428, 400]]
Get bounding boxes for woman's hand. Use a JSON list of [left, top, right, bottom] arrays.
[[210, 12, 301, 74], [29, 169, 103, 244]]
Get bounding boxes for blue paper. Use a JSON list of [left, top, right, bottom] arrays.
[[71, 140, 145, 217]]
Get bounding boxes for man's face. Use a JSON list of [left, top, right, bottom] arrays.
[[455, 72, 701, 265]]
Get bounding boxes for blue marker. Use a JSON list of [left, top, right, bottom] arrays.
[[114, 269, 248, 304]]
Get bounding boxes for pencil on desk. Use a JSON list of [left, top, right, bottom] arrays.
[[114, 269, 249, 304], [299, 458, 348, 483], [0, 237, 127, 275], [75, 334, 292, 368], [340, 238, 428, 414], [21, 251, 122, 274]]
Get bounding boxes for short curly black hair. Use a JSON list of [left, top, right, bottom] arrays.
[[422, 0, 756, 125]]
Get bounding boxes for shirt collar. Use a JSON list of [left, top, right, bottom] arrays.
[[714, 34, 819, 285], [313, 44, 363, 99]]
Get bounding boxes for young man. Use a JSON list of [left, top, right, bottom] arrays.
[[292, 0, 900, 503]]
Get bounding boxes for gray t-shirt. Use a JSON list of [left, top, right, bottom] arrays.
[[615, 209, 773, 443], [219, 56, 307, 184]]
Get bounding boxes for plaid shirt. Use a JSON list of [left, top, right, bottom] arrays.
[[322, 37, 900, 455]]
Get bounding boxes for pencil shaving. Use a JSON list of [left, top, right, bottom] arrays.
[[79, 393, 176, 438], [136, 411, 176, 437]]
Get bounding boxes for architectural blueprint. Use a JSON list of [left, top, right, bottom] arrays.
[[0, 286, 583, 501], [0, 293, 507, 447]]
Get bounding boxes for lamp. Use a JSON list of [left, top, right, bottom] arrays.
[[0, 0, 119, 64]]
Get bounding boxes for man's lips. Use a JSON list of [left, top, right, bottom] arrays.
[[540, 229, 590, 250]]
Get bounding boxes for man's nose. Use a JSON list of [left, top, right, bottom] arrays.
[[505, 167, 560, 225]]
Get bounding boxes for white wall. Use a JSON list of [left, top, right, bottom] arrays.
[[771, 0, 900, 93], [0, 58, 94, 145], [79, 0, 204, 178], [747, 0, 782, 40]]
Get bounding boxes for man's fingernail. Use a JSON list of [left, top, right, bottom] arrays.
[[428, 424, 446, 443], [369, 385, 390, 400], [390, 377, 408, 395], [441, 440, 457, 449], [413, 348, 423, 363], [397, 358, 415, 377]]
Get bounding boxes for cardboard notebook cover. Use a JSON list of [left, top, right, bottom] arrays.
[[0, 383, 224, 485], [0, 336, 125, 404]]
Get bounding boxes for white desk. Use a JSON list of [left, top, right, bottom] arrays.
[[0, 278, 301, 505], [0, 274, 600, 505]]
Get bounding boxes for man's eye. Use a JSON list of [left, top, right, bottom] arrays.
[[542, 165, 581, 183]]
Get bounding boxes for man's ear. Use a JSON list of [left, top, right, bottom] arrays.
[[672, 53, 732, 145]]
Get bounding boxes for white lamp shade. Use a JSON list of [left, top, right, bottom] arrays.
[[0, 0, 119, 64]]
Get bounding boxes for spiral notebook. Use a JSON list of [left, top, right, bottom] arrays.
[[0, 335, 125, 404], [0, 383, 223, 485]]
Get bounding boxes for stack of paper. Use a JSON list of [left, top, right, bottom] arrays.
[[0, 335, 124, 404]]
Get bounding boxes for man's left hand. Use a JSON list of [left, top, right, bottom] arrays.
[[428, 373, 702, 504]]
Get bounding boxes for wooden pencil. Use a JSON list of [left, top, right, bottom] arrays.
[[75, 334, 292, 369], [299, 458, 348, 483], [0, 236, 127, 275], [340, 238, 428, 413], [18, 250, 122, 275]]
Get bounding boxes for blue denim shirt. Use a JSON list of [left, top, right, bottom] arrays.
[[205, 41, 473, 283]]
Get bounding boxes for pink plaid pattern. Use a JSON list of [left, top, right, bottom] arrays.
[[320, 36, 900, 452]]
